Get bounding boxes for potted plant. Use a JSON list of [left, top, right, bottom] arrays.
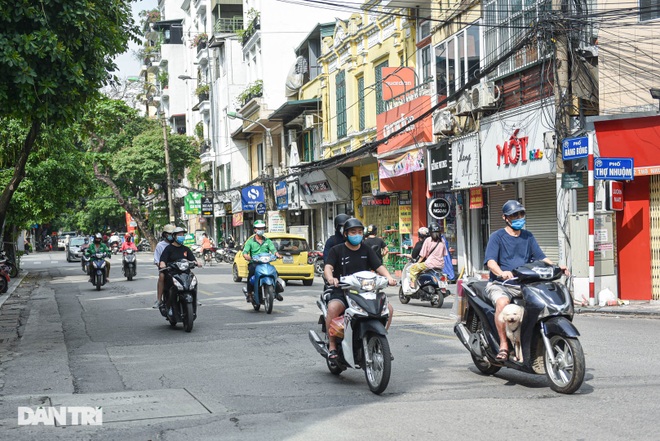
[[192, 32, 208, 48], [237, 79, 263, 106], [195, 84, 210, 100]]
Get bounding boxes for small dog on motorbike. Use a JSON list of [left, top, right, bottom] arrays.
[[499, 303, 524, 362]]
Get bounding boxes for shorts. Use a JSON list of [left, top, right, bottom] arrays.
[[486, 282, 522, 304], [327, 287, 347, 308]]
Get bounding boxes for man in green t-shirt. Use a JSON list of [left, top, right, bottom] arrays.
[[85, 233, 111, 281], [242, 220, 282, 302]]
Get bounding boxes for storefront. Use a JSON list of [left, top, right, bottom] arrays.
[[594, 114, 660, 300], [274, 178, 324, 248], [480, 100, 559, 262], [299, 169, 351, 246]]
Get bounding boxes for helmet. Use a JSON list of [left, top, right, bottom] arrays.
[[502, 200, 525, 216], [342, 218, 364, 235], [162, 224, 176, 234], [429, 222, 441, 233], [365, 224, 377, 236], [333, 213, 350, 231], [172, 227, 186, 234], [418, 227, 429, 237], [253, 220, 266, 229], [94, 233, 102, 240]]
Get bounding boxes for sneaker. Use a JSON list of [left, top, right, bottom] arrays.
[[167, 307, 173, 317], [275, 293, 283, 301], [152, 301, 160, 309]]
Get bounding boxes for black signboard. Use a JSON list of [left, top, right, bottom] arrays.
[[428, 142, 452, 191], [429, 198, 450, 219], [201, 196, 214, 217]]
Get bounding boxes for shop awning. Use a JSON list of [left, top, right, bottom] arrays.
[[594, 115, 660, 176], [268, 98, 320, 125]]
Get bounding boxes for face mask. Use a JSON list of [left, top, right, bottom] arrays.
[[256, 229, 265, 236], [166, 234, 173, 242], [347, 234, 363, 245], [510, 218, 526, 230], [175, 236, 185, 244]]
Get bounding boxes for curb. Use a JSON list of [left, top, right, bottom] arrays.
[[575, 306, 660, 317], [0, 271, 28, 309]]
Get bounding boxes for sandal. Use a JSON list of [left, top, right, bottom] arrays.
[[496, 348, 509, 361], [328, 349, 338, 360]]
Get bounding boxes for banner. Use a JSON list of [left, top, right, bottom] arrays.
[[267, 211, 286, 233], [275, 181, 288, 210], [399, 205, 412, 234], [125, 212, 137, 233], [241, 185, 265, 211], [184, 192, 202, 214], [232, 212, 243, 227], [288, 179, 301, 210], [379, 148, 425, 179], [229, 190, 242, 213]]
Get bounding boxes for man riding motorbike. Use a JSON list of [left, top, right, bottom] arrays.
[[158, 227, 200, 316], [85, 233, 111, 282], [242, 220, 282, 303], [410, 226, 430, 262], [323, 214, 350, 264], [153, 224, 176, 309]]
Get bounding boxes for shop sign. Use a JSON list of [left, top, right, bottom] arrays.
[[398, 191, 411, 205], [275, 181, 288, 210], [378, 148, 425, 179], [398, 205, 412, 234], [381, 67, 416, 101], [480, 101, 555, 182], [362, 195, 391, 206], [606, 181, 624, 211], [361, 176, 371, 194], [183, 233, 196, 247], [370, 172, 380, 195], [429, 198, 450, 219], [255, 203, 266, 215], [451, 134, 480, 189], [469, 187, 484, 209], [561, 173, 584, 189], [562, 136, 589, 160], [376, 96, 433, 155], [267, 211, 286, 233], [241, 186, 265, 211], [287, 179, 302, 210], [201, 196, 214, 217], [229, 190, 242, 214], [232, 212, 243, 227], [184, 192, 202, 214], [428, 143, 451, 191], [300, 170, 339, 204]]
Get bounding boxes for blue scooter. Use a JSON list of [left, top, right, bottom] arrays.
[[242, 253, 285, 314], [399, 258, 449, 308]]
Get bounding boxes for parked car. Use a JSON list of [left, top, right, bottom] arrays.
[[232, 233, 314, 286], [66, 236, 88, 262], [58, 231, 77, 250]]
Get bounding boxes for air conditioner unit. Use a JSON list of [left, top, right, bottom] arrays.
[[471, 81, 498, 110], [455, 93, 473, 115], [432, 110, 456, 135], [304, 114, 315, 130]]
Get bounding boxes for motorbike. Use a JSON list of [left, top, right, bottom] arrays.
[[122, 248, 137, 281], [191, 244, 202, 258], [308, 250, 324, 276], [137, 238, 151, 252], [202, 246, 217, 266], [308, 270, 392, 395], [224, 247, 238, 264], [454, 262, 585, 394], [0, 250, 19, 278], [398, 258, 449, 308], [0, 258, 10, 293], [160, 259, 198, 332], [241, 253, 284, 314], [110, 242, 120, 255], [89, 252, 109, 291], [80, 245, 90, 274], [214, 247, 226, 263]]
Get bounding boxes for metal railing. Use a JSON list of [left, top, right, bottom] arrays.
[[215, 17, 243, 34]]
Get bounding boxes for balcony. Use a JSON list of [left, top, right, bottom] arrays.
[[241, 16, 260, 47], [215, 17, 243, 34]]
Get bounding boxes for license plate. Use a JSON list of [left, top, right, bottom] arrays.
[[283, 255, 293, 264]]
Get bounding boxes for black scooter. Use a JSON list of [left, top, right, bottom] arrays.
[[88, 252, 109, 291], [160, 259, 198, 332], [122, 248, 137, 281], [454, 262, 585, 394]]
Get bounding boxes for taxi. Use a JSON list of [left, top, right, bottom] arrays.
[[232, 233, 315, 285]]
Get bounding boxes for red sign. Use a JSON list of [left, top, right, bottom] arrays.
[[125, 212, 136, 233], [608, 181, 624, 211], [381, 67, 416, 101], [376, 95, 432, 155], [469, 187, 483, 209]]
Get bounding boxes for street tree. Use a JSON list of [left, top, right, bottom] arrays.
[[0, 0, 138, 233]]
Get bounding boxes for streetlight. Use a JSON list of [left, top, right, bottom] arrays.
[[650, 88, 660, 112], [227, 111, 275, 210]]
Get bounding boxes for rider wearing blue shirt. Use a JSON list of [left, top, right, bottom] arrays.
[[484, 200, 569, 361]]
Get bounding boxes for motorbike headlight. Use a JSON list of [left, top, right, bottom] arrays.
[[173, 278, 184, 290], [346, 297, 366, 315], [175, 261, 190, 271], [190, 276, 198, 289], [356, 276, 376, 292]]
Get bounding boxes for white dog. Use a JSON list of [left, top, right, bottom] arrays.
[[499, 304, 524, 362]]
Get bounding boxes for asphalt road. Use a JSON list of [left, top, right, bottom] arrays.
[[1, 251, 659, 440]]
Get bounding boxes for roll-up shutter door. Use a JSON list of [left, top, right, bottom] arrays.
[[488, 186, 517, 235], [650, 175, 660, 300], [524, 178, 559, 262], [575, 172, 588, 211]]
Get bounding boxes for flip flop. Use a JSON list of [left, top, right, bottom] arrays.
[[328, 349, 338, 360], [496, 348, 509, 361]]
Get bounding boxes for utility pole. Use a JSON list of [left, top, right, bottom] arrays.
[[162, 115, 176, 223]]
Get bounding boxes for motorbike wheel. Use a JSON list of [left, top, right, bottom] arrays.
[[232, 264, 242, 282], [363, 332, 392, 395], [314, 260, 324, 275], [215, 254, 223, 263], [398, 287, 410, 304], [264, 285, 274, 314], [183, 302, 194, 332], [544, 335, 585, 394], [430, 291, 444, 308], [168, 317, 177, 328], [127, 272, 133, 281], [468, 314, 501, 375], [8, 264, 18, 279], [95, 276, 102, 291], [252, 301, 261, 311]]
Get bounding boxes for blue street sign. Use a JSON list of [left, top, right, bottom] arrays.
[[241, 185, 265, 210], [594, 157, 634, 181], [562, 136, 589, 160], [255, 203, 266, 215]]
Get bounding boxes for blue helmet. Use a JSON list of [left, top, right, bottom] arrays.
[[502, 200, 525, 216]]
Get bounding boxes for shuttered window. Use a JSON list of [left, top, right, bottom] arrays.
[[336, 70, 346, 138], [651, 175, 660, 300], [375, 59, 389, 114], [524, 178, 559, 262], [357, 76, 365, 131]]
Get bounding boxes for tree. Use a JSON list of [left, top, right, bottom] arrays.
[[0, 0, 138, 232]]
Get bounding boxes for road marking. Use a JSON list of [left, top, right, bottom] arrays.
[[400, 328, 454, 339]]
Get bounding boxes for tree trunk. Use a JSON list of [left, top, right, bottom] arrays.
[[93, 164, 158, 249], [0, 120, 41, 232]]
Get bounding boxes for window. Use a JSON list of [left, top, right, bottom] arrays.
[[421, 45, 432, 83], [435, 22, 481, 98], [257, 142, 264, 175], [375, 59, 389, 114], [357, 76, 365, 131], [303, 131, 313, 162], [336, 70, 347, 138], [640, 0, 660, 21], [435, 42, 447, 97], [226, 162, 231, 189]]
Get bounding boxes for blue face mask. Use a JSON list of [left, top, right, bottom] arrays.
[[256, 229, 265, 237], [175, 236, 185, 244], [347, 234, 363, 245], [510, 218, 526, 230], [166, 234, 173, 242]]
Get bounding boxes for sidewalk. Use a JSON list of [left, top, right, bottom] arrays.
[[575, 300, 660, 317]]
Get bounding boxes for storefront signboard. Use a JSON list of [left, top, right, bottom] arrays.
[[275, 181, 288, 210], [381, 67, 416, 101], [300, 170, 338, 204], [429, 198, 451, 219], [480, 101, 556, 182], [229, 190, 242, 214], [184, 192, 202, 214], [378, 148, 425, 179], [370, 172, 380, 195], [398, 191, 412, 205], [594, 157, 634, 181], [428, 143, 451, 191], [469, 187, 484, 209], [376, 96, 433, 155], [201, 196, 214, 217], [451, 134, 480, 189], [241, 185, 265, 211], [398, 205, 412, 234], [606, 181, 624, 211], [362, 195, 392, 206], [561, 173, 584, 189], [232, 212, 243, 227], [287, 179, 302, 210], [267, 211, 286, 233]]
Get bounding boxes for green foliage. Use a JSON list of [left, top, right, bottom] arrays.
[[237, 8, 260, 43], [158, 70, 169, 88], [195, 84, 210, 96], [192, 33, 208, 48], [237, 80, 263, 106], [195, 122, 204, 140]]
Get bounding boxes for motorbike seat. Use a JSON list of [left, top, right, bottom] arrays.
[[468, 281, 490, 304]]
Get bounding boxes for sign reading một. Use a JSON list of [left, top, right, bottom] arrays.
[[562, 136, 589, 160], [429, 198, 450, 219], [594, 157, 634, 181]]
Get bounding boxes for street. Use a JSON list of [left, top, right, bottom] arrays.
[[1, 251, 659, 440]]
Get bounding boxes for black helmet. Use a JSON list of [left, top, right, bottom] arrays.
[[342, 218, 364, 235], [365, 224, 377, 236], [502, 200, 525, 216], [429, 222, 441, 233], [334, 213, 350, 231]]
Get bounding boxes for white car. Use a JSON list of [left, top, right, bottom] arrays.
[[58, 231, 77, 250]]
